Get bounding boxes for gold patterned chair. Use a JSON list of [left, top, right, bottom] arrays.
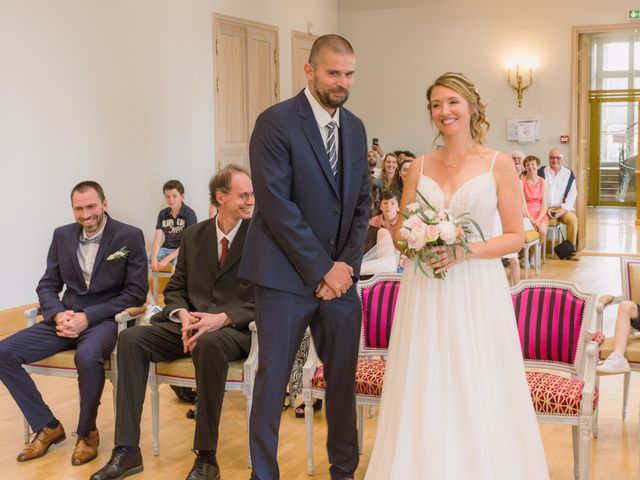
[[511, 280, 612, 480], [22, 305, 146, 443], [301, 273, 401, 475], [596, 256, 640, 422], [148, 322, 257, 466]]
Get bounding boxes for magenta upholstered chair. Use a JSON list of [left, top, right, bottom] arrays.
[[511, 279, 612, 480], [301, 273, 402, 476]]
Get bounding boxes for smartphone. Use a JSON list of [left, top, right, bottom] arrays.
[[372, 138, 379, 148]]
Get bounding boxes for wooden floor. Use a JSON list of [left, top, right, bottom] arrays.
[[0, 208, 639, 479]]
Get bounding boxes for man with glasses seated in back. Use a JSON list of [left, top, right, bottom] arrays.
[[91, 165, 255, 480], [538, 147, 579, 260]]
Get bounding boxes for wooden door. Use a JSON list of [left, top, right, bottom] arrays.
[[213, 15, 279, 171], [291, 31, 317, 95]]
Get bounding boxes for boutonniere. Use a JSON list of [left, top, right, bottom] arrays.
[[107, 247, 130, 261]]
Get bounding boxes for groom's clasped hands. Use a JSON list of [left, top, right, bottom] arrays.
[[315, 261, 354, 301]]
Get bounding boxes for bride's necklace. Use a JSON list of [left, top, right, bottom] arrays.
[[442, 160, 459, 170]]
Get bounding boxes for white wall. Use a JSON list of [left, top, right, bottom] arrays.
[[340, 0, 637, 160], [0, 0, 337, 310]]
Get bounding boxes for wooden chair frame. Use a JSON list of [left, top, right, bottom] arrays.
[[595, 256, 640, 426], [147, 322, 257, 467], [301, 273, 402, 476], [22, 305, 146, 443], [511, 279, 611, 480]]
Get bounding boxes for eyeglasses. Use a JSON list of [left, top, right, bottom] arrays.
[[238, 192, 255, 201], [549, 156, 563, 160]]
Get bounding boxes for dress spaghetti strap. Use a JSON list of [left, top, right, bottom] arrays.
[[489, 150, 499, 172]]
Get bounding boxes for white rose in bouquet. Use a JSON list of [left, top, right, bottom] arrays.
[[437, 221, 457, 245]]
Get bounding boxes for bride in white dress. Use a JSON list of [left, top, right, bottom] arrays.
[[365, 72, 548, 479]]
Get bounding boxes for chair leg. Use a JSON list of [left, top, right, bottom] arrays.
[[579, 419, 592, 480], [150, 375, 160, 456], [305, 398, 315, 476], [571, 425, 580, 480], [593, 377, 600, 438], [111, 378, 117, 418], [245, 394, 252, 468], [622, 371, 631, 420], [523, 244, 530, 280], [357, 405, 364, 455], [534, 242, 540, 275]]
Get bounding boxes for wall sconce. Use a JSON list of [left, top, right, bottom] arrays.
[[507, 64, 533, 108]]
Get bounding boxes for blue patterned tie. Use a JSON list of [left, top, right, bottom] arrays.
[[326, 121, 338, 177]]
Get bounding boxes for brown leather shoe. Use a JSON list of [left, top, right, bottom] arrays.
[[71, 429, 100, 466], [17, 423, 66, 462]]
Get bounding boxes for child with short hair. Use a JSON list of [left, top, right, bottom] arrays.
[[146, 180, 197, 310], [150, 180, 197, 272], [369, 189, 401, 231]]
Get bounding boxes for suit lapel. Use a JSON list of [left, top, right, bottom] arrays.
[[90, 217, 116, 282], [216, 220, 249, 277], [203, 219, 220, 276], [298, 93, 340, 198], [68, 224, 85, 286], [340, 114, 353, 203]]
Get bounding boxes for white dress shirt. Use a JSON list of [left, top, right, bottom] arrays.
[[543, 166, 577, 211], [77, 217, 108, 289], [304, 87, 340, 160]]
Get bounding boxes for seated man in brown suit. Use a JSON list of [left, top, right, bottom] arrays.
[[91, 165, 255, 480]]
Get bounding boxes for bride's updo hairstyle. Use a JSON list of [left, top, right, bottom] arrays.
[[426, 72, 490, 145]]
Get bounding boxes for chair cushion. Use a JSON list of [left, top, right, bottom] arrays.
[[155, 357, 244, 382], [28, 350, 110, 370], [524, 230, 539, 243], [600, 335, 640, 364], [526, 371, 598, 416], [311, 359, 386, 397]]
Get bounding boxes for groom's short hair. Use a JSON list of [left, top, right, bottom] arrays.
[[308, 34, 354, 67]]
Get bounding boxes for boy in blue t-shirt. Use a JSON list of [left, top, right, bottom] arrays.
[[146, 180, 197, 309], [150, 180, 197, 272]]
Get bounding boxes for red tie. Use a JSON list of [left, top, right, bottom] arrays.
[[219, 237, 229, 268]]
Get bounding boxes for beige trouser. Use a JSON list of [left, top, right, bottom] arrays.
[[548, 207, 578, 247]]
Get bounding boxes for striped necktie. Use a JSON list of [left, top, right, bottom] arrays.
[[326, 121, 338, 176]]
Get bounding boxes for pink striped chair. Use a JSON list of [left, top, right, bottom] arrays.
[[301, 273, 402, 475], [511, 279, 611, 480]]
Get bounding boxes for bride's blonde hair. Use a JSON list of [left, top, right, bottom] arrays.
[[426, 72, 490, 145]]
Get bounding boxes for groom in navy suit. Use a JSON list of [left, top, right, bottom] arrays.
[[0, 181, 147, 465], [240, 34, 370, 480]]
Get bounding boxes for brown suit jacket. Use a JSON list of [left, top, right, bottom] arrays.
[[151, 217, 254, 353]]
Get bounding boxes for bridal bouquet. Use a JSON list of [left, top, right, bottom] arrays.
[[396, 191, 485, 279]]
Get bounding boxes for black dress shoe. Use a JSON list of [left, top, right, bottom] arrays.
[[90, 446, 143, 480], [186, 456, 221, 480]]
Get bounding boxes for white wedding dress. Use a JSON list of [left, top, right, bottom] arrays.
[[365, 155, 549, 479]]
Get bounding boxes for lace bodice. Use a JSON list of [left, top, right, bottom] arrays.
[[417, 172, 499, 239]]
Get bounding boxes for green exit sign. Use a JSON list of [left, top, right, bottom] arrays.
[[630, 9, 640, 20]]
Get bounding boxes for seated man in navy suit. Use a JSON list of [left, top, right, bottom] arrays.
[[91, 165, 255, 480], [0, 181, 147, 466]]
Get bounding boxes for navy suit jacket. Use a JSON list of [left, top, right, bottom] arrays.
[[239, 90, 371, 295], [36, 215, 148, 324]]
